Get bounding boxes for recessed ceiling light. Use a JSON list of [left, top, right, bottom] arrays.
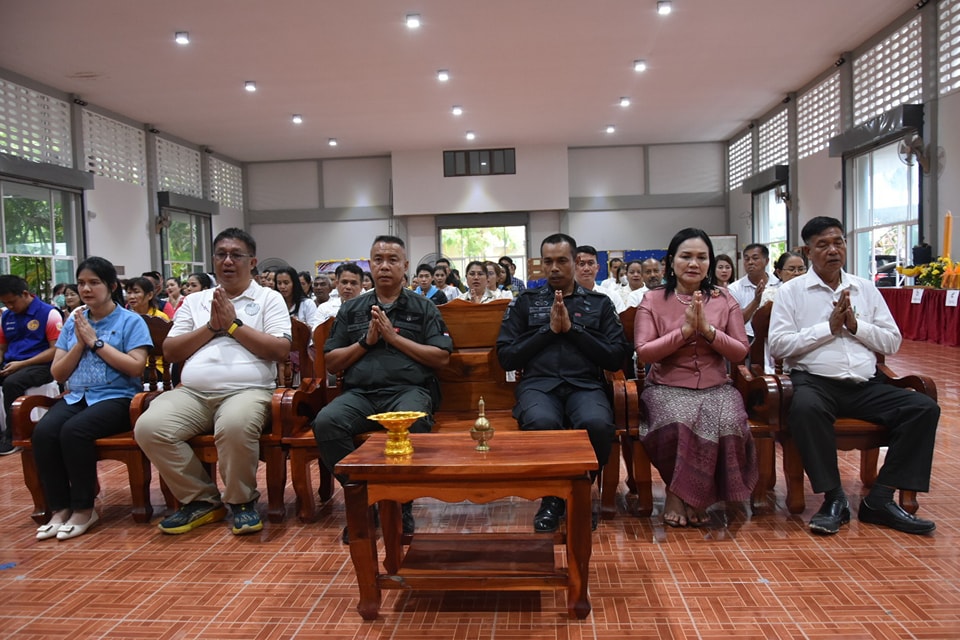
[[405, 13, 421, 29], [328, 138, 338, 147], [657, 1, 672, 16], [292, 114, 303, 124], [605, 125, 616, 134], [437, 69, 450, 82], [244, 81, 257, 92], [174, 31, 190, 45], [633, 59, 648, 73], [465, 131, 476, 141], [619, 97, 631, 108], [451, 105, 463, 116]]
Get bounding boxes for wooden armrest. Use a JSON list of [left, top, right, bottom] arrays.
[[272, 384, 327, 438], [624, 378, 642, 437], [130, 391, 163, 423], [877, 364, 938, 401], [11, 394, 60, 440]]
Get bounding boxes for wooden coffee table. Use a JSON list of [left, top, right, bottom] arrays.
[[335, 430, 598, 620]]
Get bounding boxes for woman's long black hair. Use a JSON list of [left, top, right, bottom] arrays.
[[275, 266, 306, 316]]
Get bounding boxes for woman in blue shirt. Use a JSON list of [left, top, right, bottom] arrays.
[[33, 257, 152, 541]]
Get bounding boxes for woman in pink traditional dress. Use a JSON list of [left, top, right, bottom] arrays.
[[635, 228, 757, 528]]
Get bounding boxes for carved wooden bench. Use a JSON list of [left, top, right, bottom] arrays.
[[284, 298, 629, 523]]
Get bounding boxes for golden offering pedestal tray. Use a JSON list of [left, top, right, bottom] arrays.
[[368, 411, 427, 457]]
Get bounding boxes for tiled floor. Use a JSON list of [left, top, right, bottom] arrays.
[[1, 339, 958, 639]]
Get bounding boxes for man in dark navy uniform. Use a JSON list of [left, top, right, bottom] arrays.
[[312, 236, 453, 541], [497, 233, 629, 532], [0, 275, 62, 455]]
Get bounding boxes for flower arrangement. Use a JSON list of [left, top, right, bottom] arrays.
[[897, 257, 959, 288]]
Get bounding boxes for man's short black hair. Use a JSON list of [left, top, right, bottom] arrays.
[[743, 243, 769, 259], [0, 275, 30, 297], [575, 245, 598, 258], [373, 235, 405, 249], [498, 256, 515, 266], [540, 233, 577, 258], [338, 262, 364, 280], [802, 216, 845, 244], [214, 227, 257, 256], [435, 257, 450, 266], [416, 263, 434, 275]]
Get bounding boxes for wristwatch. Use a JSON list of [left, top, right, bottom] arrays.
[[227, 318, 244, 336], [90, 339, 105, 353], [358, 337, 376, 350]]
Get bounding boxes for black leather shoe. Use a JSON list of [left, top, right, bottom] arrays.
[[401, 501, 415, 535], [808, 496, 850, 535], [534, 496, 565, 533], [858, 498, 936, 535]]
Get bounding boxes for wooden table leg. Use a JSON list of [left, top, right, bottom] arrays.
[[380, 500, 402, 574], [565, 475, 592, 619], [343, 481, 380, 620]]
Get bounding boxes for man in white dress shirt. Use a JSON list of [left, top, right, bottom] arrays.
[[727, 243, 770, 339], [769, 216, 938, 536], [575, 246, 626, 314]]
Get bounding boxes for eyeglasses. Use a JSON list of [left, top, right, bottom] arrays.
[[213, 252, 252, 262], [782, 266, 807, 273]]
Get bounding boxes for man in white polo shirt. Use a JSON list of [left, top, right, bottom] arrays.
[[135, 228, 291, 536]]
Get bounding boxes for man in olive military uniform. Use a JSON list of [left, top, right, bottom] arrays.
[[312, 235, 453, 540], [496, 233, 629, 532]]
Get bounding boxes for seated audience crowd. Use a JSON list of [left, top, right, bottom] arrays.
[[2, 224, 940, 544]]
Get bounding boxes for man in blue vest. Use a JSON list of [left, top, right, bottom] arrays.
[[0, 275, 62, 455]]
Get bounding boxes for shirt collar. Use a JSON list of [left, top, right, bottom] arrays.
[[803, 268, 858, 292], [233, 280, 260, 300]]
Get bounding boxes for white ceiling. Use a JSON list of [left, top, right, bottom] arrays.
[[1, 0, 915, 163]]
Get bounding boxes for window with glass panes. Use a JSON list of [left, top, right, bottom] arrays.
[[0, 180, 81, 300], [753, 187, 788, 264], [848, 142, 919, 286], [161, 210, 211, 281]]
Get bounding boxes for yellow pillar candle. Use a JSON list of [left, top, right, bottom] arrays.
[[944, 210, 952, 261]]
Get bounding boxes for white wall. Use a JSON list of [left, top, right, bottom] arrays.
[[796, 150, 843, 232], [727, 190, 753, 260], [648, 143, 724, 194], [392, 145, 569, 216], [84, 176, 152, 276], [214, 205, 244, 237], [405, 216, 438, 273], [567, 207, 727, 251], [569, 147, 644, 197], [247, 161, 320, 210], [250, 219, 390, 271], [323, 157, 391, 207], [938, 92, 960, 258]]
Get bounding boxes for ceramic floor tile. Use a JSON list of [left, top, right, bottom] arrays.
[[1, 337, 959, 639]]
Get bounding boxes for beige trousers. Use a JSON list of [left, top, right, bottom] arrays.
[[134, 387, 273, 506]]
